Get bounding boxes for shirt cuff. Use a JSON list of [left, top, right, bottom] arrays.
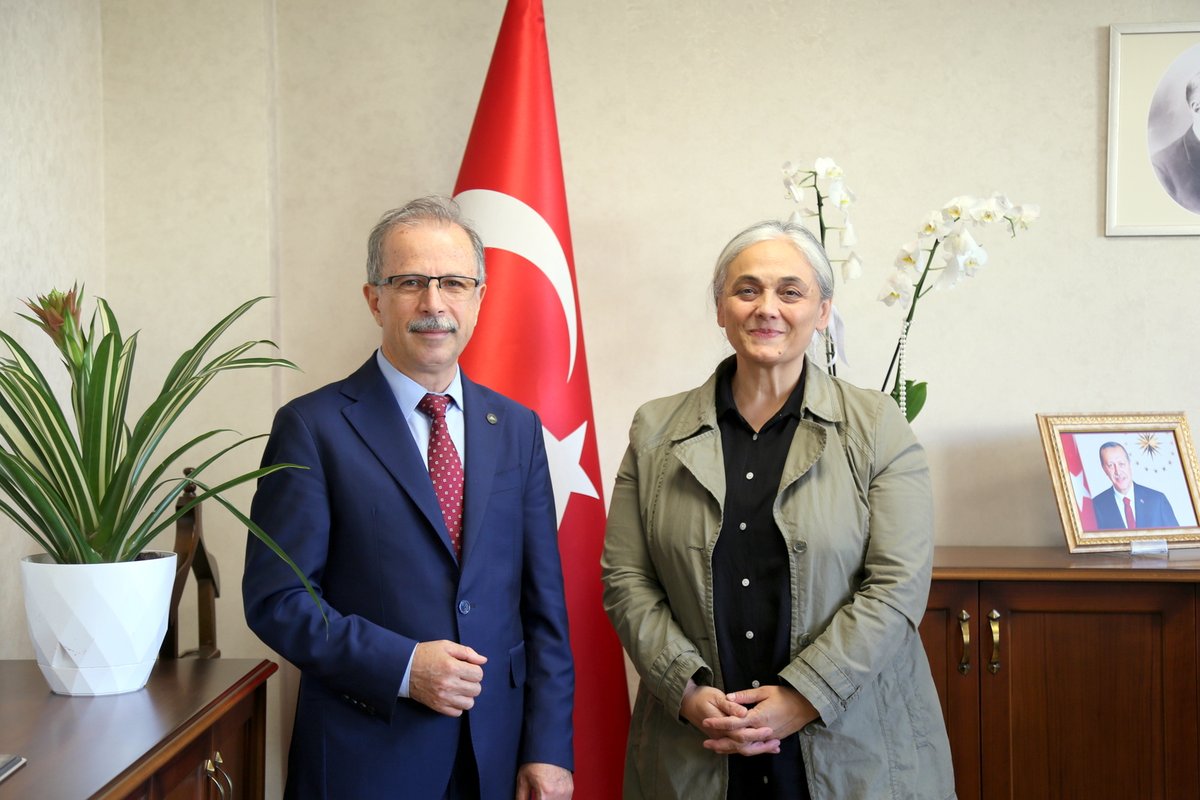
[[398, 646, 416, 698]]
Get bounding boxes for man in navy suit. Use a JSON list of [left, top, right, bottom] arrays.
[[243, 197, 574, 799], [1091, 442, 1179, 531]]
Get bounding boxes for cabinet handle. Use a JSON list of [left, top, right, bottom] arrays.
[[214, 751, 234, 797], [205, 759, 228, 800], [987, 609, 1001, 674], [957, 610, 971, 674]]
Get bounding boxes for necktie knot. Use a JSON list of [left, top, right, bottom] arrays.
[[418, 393, 451, 420]]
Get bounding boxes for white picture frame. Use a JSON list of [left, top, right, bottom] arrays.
[[1105, 22, 1200, 236]]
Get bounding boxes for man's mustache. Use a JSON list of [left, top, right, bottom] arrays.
[[408, 316, 458, 333]]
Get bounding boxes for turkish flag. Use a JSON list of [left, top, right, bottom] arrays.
[[453, 1, 629, 796], [1061, 433, 1098, 531]]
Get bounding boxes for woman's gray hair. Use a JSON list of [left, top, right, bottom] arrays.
[[711, 219, 835, 305], [366, 196, 487, 285]]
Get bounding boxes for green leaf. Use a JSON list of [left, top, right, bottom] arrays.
[[889, 380, 928, 423]]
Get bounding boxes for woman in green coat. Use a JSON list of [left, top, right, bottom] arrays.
[[601, 219, 955, 799]]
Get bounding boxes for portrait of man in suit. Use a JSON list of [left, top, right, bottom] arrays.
[[243, 196, 574, 800], [1091, 441, 1180, 531], [1150, 69, 1200, 214]]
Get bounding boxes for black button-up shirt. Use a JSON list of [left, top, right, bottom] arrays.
[[712, 357, 810, 799]]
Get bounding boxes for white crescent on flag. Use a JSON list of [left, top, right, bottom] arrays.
[[454, 188, 579, 382]]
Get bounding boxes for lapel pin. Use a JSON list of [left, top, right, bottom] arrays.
[[486, 412, 499, 425]]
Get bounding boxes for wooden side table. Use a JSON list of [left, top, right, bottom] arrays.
[[0, 658, 276, 798]]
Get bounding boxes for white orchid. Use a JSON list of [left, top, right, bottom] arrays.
[[961, 244, 988, 277], [781, 157, 862, 373], [894, 240, 923, 274], [842, 252, 863, 281], [1006, 203, 1040, 230], [918, 210, 950, 239], [941, 228, 979, 257], [941, 196, 972, 223], [840, 221, 858, 248], [878, 269, 915, 308], [936, 254, 964, 291], [875, 191, 1036, 420], [814, 157, 844, 179], [778, 159, 1038, 421], [968, 195, 1004, 225], [827, 180, 857, 212]]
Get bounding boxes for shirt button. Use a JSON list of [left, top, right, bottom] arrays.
[[741, 578, 750, 587], [752, 433, 758, 441], [739, 522, 747, 531], [751, 679, 760, 688], [763, 776, 770, 784], [745, 630, 754, 639], [457, 600, 472, 614], [746, 471, 754, 480], [793, 541, 808, 553]]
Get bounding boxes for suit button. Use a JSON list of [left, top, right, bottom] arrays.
[[458, 600, 472, 614]]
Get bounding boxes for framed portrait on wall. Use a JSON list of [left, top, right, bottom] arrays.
[[1105, 22, 1200, 236], [1037, 413, 1200, 552]]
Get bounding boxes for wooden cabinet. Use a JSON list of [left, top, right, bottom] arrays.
[[0, 658, 275, 799], [920, 547, 1200, 800]]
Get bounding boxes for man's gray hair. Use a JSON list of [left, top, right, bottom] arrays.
[[366, 196, 486, 285], [711, 219, 835, 306], [1099, 441, 1130, 461]]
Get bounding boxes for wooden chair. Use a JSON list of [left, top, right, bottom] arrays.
[[160, 469, 221, 659]]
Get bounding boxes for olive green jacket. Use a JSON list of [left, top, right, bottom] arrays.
[[601, 361, 955, 799]]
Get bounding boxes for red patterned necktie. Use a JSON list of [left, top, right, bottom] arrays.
[[1123, 496, 1136, 529], [417, 393, 464, 559]]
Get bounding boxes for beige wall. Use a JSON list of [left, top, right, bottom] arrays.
[[0, 0, 105, 656], [5, 0, 1200, 793]]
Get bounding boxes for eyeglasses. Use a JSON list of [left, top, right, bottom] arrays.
[[373, 274, 482, 299]]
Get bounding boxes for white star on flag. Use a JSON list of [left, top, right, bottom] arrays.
[[542, 423, 599, 525]]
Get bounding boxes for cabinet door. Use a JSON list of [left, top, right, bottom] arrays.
[[153, 730, 215, 799], [211, 690, 265, 800], [920, 580, 982, 800], [978, 581, 1198, 800]]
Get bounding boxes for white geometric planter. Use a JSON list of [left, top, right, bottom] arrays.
[[19, 551, 177, 696]]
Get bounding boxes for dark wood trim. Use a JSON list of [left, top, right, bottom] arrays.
[[933, 545, 1200, 582]]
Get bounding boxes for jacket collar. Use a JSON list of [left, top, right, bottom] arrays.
[[666, 356, 841, 509], [666, 356, 845, 444], [339, 356, 501, 566]]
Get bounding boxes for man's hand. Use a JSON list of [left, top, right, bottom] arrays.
[[515, 762, 573, 800], [701, 684, 818, 755], [409, 640, 487, 716]]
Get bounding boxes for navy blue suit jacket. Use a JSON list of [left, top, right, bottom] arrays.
[[243, 357, 573, 799], [1092, 483, 1179, 531]]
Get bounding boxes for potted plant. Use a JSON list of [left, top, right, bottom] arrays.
[[1, 286, 317, 695]]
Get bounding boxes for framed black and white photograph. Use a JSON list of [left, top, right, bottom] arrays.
[[1037, 413, 1200, 552], [1106, 23, 1200, 236]]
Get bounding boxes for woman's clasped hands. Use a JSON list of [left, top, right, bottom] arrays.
[[680, 678, 820, 757]]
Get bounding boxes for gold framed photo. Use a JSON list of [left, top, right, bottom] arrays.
[[1105, 22, 1200, 236], [1037, 413, 1200, 552]]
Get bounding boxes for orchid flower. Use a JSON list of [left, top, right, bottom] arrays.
[[878, 269, 915, 308], [814, 157, 843, 179], [842, 252, 864, 281], [840, 221, 858, 248]]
